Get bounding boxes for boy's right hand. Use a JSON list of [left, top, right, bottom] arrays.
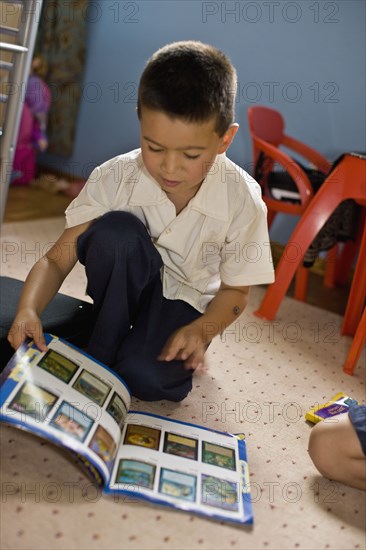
[[7, 308, 47, 352]]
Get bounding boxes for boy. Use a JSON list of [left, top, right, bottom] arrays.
[[8, 41, 274, 401]]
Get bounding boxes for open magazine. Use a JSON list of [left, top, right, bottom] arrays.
[[0, 334, 253, 525]]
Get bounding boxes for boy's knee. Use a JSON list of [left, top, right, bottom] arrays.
[[94, 211, 146, 233], [78, 211, 153, 264], [82, 211, 146, 246]]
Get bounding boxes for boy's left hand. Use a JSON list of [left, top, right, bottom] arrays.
[[158, 324, 207, 371]]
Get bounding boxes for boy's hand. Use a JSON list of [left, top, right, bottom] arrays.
[[8, 309, 47, 352], [158, 324, 208, 371]]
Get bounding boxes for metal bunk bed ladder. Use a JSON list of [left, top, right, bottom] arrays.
[[0, 0, 43, 223]]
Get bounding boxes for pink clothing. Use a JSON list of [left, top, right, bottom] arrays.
[[12, 75, 51, 186]]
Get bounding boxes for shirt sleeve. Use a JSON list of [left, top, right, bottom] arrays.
[[219, 178, 275, 287], [65, 157, 124, 228]]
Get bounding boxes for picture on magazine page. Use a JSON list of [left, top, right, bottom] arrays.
[[115, 459, 156, 489], [201, 474, 239, 511], [163, 432, 198, 460], [202, 441, 236, 470], [123, 424, 161, 450], [49, 401, 94, 442], [159, 468, 197, 502], [8, 381, 58, 422], [37, 349, 79, 383], [106, 392, 128, 428], [72, 369, 112, 406], [88, 425, 117, 465]]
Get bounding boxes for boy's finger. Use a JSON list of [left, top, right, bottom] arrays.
[[179, 341, 199, 361], [158, 343, 182, 361], [33, 334, 48, 352], [24, 327, 47, 352], [158, 334, 187, 361], [7, 334, 23, 351], [184, 349, 205, 370], [170, 337, 200, 361]]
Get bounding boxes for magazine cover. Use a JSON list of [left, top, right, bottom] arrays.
[[0, 334, 253, 525]]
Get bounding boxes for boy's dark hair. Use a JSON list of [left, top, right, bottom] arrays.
[[137, 41, 237, 136]]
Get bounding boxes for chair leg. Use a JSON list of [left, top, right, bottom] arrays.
[[341, 223, 366, 336], [334, 241, 357, 286], [255, 194, 340, 320], [335, 208, 365, 286], [343, 307, 366, 376], [294, 265, 309, 302]]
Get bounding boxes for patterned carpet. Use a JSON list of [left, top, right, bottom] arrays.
[[1, 218, 365, 550], [1, 284, 365, 550]]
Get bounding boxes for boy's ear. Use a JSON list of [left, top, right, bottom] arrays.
[[218, 123, 239, 154]]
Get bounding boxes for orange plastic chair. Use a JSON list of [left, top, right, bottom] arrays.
[[247, 106, 333, 301], [254, 153, 366, 340], [343, 306, 366, 376], [247, 106, 331, 227]]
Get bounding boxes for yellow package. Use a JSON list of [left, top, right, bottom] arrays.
[[305, 392, 358, 423]]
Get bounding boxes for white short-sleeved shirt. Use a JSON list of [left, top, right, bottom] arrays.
[[65, 149, 274, 312]]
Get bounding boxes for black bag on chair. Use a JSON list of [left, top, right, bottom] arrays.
[[0, 277, 94, 370], [254, 151, 327, 203]]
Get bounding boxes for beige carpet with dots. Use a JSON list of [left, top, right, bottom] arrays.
[[1, 218, 365, 550]]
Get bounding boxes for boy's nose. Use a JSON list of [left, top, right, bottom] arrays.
[[161, 152, 179, 175]]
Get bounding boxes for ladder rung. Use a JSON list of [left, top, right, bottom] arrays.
[[0, 42, 28, 53], [0, 60, 13, 70], [0, 26, 20, 37]]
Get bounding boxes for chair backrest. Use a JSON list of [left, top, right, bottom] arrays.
[[247, 106, 285, 146]]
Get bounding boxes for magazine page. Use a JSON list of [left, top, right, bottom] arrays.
[[0, 334, 131, 486], [106, 412, 253, 525]]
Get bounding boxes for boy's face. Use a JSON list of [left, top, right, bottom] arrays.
[[140, 107, 238, 202]]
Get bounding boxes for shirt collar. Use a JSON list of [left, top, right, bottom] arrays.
[[128, 152, 167, 206], [128, 150, 229, 220], [190, 154, 229, 221]]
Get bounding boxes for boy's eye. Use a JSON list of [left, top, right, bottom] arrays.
[[184, 153, 200, 160], [148, 145, 163, 153], [147, 145, 200, 159]]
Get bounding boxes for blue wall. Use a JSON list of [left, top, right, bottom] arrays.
[[41, 0, 365, 193]]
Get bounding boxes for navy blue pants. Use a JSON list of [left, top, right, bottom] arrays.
[[349, 404, 366, 456], [77, 211, 202, 402]]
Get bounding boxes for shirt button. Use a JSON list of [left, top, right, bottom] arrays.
[[165, 228, 172, 234]]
